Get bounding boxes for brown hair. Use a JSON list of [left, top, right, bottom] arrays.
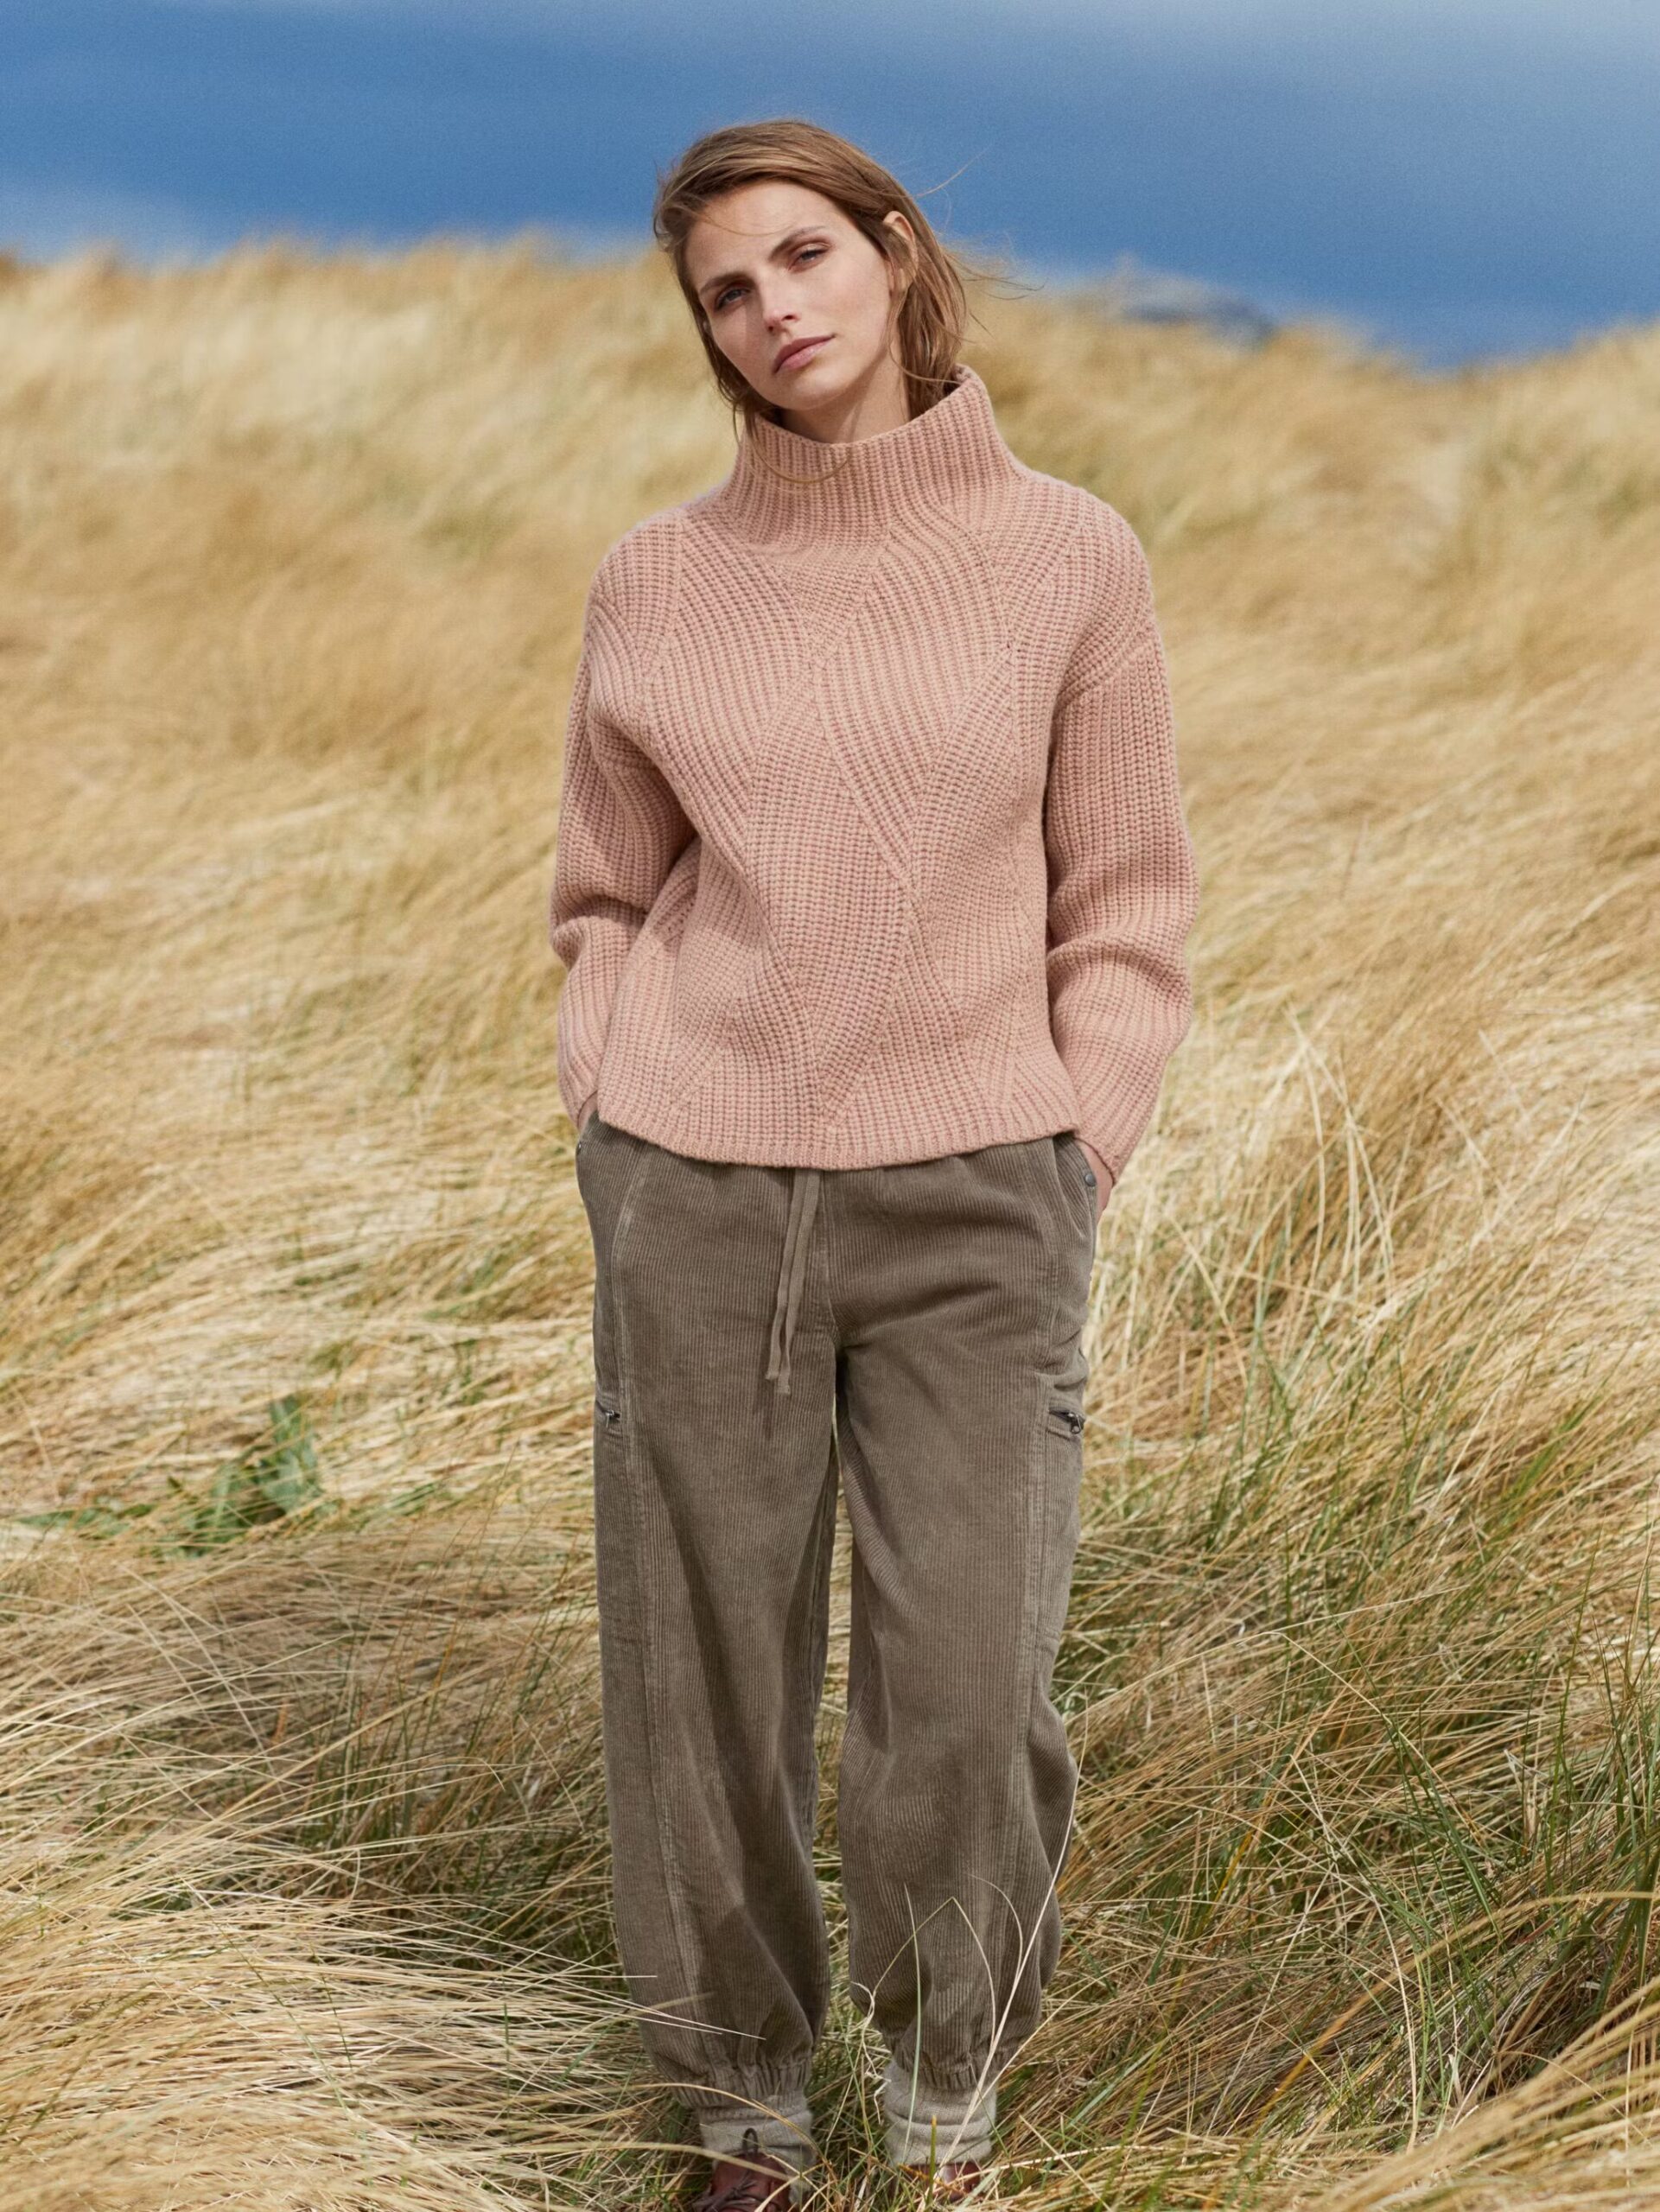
[[651, 118, 1008, 442]]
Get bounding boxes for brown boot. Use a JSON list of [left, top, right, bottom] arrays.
[[686, 2126, 798, 2212]]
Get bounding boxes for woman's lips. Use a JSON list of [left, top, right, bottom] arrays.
[[777, 335, 831, 372]]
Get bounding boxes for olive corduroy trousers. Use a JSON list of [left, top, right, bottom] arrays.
[[573, 1112, 1097, 2177]]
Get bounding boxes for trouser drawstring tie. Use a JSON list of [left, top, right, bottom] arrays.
[[766, 1166, 821, 1396]]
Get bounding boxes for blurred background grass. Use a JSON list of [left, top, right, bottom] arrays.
[[2, 239, 1658, 2209]]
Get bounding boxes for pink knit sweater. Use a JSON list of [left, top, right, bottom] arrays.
[[548, 361, 1199, 1184]]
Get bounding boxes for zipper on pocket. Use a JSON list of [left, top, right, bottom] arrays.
[[595, 1389, 622, 1430], [1046, 1401, 1084, 1438]]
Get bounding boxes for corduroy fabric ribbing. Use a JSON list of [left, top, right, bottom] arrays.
[[574, 1107, 1096, 2164], [549, 361, 1199, 1184]]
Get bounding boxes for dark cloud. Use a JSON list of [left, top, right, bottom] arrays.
[[4, 0, 1657, 362]]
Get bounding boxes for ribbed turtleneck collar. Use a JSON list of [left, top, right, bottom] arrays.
[[709, 361, 1023, 540]]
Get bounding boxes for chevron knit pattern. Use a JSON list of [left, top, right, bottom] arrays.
[[548, 361, 1199, 1180]]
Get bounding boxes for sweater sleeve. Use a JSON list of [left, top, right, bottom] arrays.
[[1044, 526, 1199, 1192], [548, 562, 694, 1136]]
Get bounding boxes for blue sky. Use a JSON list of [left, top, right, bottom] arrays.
[[6, 0, 1659, 365]]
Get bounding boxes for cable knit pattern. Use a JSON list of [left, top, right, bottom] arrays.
[[548, 362, 1199, 1179]]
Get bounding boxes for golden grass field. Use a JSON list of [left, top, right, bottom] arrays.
[[3, 234, 1659, 2209]]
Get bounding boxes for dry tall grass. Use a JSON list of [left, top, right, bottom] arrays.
[[3, 235, 1657, 2209]]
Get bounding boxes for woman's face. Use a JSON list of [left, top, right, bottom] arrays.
[[684, 180, 912, 420]]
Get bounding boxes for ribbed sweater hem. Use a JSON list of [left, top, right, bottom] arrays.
[[589, 1089, 1084, 1173]]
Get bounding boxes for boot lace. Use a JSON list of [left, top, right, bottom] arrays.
[[690, 2126, 794, 2212]]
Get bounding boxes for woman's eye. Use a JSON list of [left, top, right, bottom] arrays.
[[712, 245, 825, 311]]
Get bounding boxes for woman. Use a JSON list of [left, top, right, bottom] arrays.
[[549, 118, 1199, 2209]]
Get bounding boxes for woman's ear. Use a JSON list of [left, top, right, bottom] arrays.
[[881, 208, 916, 281]]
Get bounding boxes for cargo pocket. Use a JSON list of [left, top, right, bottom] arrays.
[[588, 1384, 626, 1516], [1034, 1385, 1086, 1685], [1045, 1398, 1085, 1441], [591, 1389, 628, 1545]]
